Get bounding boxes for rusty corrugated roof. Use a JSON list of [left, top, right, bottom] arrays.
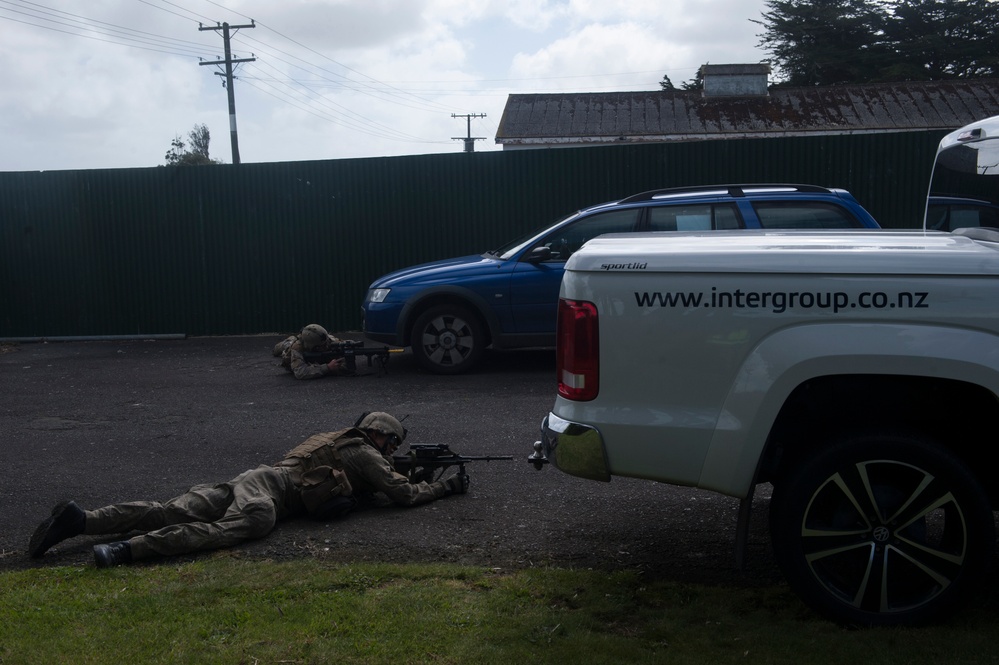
[[495, 79, 999, 146]]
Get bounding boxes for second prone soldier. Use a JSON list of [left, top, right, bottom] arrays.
[[273, 323, 351, 379]]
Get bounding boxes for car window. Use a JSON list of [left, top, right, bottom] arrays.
[[925, 204, 950, 231], [648, 203, 742, 231], [752, 201, 861, 229], [927, 203, 999, 232], [495, 213, 578, 260], [534, 209, 641, 261]]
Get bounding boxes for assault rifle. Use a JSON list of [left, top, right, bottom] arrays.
[[393, 443, 514, 481], [303, 340, 402, 375]]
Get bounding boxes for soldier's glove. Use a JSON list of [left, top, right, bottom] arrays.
[[330, 358, 355, 377], [442, 473, 470, 496], [411, 467, 436, 484]]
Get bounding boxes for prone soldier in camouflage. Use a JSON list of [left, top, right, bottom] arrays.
[[28, 412, 469, 568], [273, 324, 349, 379]]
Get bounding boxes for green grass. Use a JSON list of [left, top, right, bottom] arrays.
[[1, 558, 997, 664]]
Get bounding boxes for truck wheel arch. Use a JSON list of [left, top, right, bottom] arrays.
[[697, 323, 999, 499]]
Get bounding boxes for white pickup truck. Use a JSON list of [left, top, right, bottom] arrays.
[[530, 115, 999, 626]]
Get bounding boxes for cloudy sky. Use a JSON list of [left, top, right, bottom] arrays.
[[0, 0, 770, 172]]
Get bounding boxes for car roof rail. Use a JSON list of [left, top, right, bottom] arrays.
[[617, 184, 834, 205]]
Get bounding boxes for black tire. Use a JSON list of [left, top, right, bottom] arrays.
[[770, 433, 994, 626], [410, 305, 485, 375]]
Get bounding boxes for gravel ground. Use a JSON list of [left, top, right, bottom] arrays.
[[2, 336, 781, 588]]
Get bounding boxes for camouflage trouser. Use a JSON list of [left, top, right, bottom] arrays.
[[83, 465, 298, 560]]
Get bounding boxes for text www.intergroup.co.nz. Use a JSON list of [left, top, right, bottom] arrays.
[[634, 288, 929, 314]]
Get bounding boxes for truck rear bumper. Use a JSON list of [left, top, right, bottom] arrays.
[[534, 412, 611, 482]]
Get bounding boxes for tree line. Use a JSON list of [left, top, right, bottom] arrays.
[[663, 0, 998, 89]]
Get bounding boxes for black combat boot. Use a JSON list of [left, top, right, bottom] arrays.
[[93, 541, 133, 568], [29, 500, 87, 558]]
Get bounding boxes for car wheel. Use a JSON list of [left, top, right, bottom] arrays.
[[769, 433, 994, 626], [410, 305, 484, 375]]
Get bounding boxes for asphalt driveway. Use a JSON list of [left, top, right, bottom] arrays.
[[2, 335, 782, 587]]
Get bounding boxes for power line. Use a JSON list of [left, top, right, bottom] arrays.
[[0, 0, 450, 146], [0, 0, 210, 57], [243, 59, 441, 143], [136, 0, 215, 25], [231, 32, 454, 115], [238, 75, 447, 145], [197, 0, 453, 113]]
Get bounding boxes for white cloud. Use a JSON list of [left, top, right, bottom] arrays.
[[508, 0, 768, 89], [1, 15, 208, 168], [510, 22, 681, 89], [0, 0, 769, 170], [423, 0, 565, 31], [234, 0, 428, 50]]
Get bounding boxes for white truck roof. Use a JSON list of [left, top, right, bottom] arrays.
[[567, 229, 999, 275]]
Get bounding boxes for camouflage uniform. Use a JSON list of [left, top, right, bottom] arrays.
[[275, 429, 444, 507], [273, 331, 344, 380], [74, 428, 448, 561], [272, 335, 297, 357], [82, 465, 296, 560]]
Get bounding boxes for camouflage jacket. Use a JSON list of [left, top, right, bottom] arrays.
[[276, 336, 336, 380], [276, 428, 445, 506]]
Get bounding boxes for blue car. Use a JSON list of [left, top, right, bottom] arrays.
[[362, 184, 881, 374]]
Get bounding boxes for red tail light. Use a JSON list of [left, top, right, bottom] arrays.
[[557, 298, 599, 401]]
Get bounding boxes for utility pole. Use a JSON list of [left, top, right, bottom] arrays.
[[199, 21, 256, 164], [452, 113, 487, 153]]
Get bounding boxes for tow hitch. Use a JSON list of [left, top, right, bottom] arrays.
[[528, 440, 549, 470]]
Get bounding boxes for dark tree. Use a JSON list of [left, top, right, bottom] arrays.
[[164, 124, 221, 166], [882, 0, 999, 80], [754, 0, 999, 86], [753, 0, 889, 86], [659, 71, 703, 91], [681, 69, 704, 91]]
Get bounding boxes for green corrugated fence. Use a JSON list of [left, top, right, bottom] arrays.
[[0, 131, 945, 338]]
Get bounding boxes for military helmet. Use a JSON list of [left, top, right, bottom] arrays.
[[356, 411, 406, 442], [299, 324, 329, 352]]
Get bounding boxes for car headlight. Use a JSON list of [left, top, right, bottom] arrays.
[[367, 288, 391, 303]]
